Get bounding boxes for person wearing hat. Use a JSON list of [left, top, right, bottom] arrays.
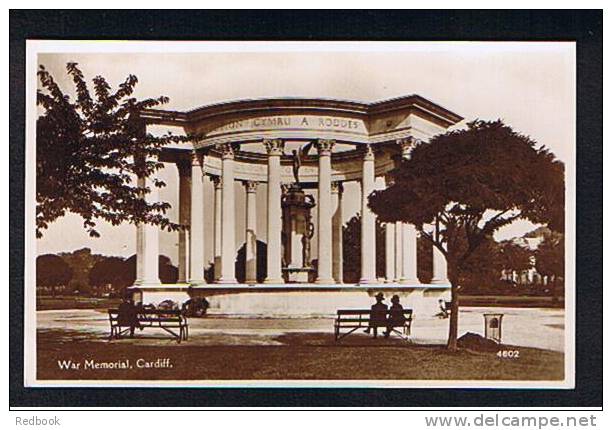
[[364, 292, 388, 338], [117, 293, 142, 338], [384, 294, 407, 338]]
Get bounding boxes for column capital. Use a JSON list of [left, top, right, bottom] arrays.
[[331, 181, 344, 194], [244, 180, 259, 193], [190, 150, 202, 166], [396, 136, 420, 158], [363, 144, 375, 161], [212, 175, 222, 189], [217, 142, 235, 159], [263, 138, 285, 156], [316, 139, 335, 156]]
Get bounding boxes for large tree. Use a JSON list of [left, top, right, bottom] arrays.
[[36, 254, 73, 296], [88, 256, 132, 294], [37, 62, 186, 238], [369, 120, 564, 350], [58, 247, 102, 295]]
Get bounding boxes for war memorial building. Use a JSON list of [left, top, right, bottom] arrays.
[[131, 95, 463, 316]]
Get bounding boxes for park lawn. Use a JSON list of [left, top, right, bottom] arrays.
[[37, 330, 563, 381], [37, 296, 121, 311]]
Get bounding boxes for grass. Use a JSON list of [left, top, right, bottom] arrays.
[[37, 329, 564, 381], [37, 296, 121, 311]]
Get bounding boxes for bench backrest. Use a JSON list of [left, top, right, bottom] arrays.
[[108, 308, 185, 322], [336, 309, 413, 318]]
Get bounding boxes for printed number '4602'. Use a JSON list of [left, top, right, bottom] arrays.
[[497, 350, 520, 358]]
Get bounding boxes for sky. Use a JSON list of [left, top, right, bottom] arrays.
[[34, 42, 575, 262]]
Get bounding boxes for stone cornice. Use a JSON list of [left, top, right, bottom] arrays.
[[141, 95, 463, 129]]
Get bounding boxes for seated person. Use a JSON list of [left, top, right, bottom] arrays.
[[435, 299, 449, 319], [117, 296, 141, 338], [384, 294, 407, 338], [364, 292, 388, 338]]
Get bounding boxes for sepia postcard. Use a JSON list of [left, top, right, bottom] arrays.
[[24, 40, 576, 389]]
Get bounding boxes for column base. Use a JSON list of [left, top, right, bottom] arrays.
[[430, 278, 451, 285], [315, 278, 335, 284], [358, 278, 378, 285], [217, 277, 238, 284], [399, 278, 420, 285], [245, 279, 258, 285], [132, 280, 161, 286]]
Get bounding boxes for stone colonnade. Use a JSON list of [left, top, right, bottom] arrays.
[[133, 138, 449, 286]]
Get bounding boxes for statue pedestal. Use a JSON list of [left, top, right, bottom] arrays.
[[284, 267, 315, 283], [281, 184, 316, 284]]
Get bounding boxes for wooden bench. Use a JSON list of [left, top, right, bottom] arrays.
[[108, 308, 188, 343], [334, 309, 413, 341]]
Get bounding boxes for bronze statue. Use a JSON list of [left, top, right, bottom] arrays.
[[302, 221, 315, 268], [291, 142, 314, 185]]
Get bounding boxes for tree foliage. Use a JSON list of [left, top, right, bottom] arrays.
[[36, 254, 73, 295], [368, 120, 565, 350], [59, 247, 102, 294], [535, 232, 564, 282], [457, 236, 504, 292], [498, 240, 533, 274], [36, 62, 187, 238], [88, 256, 132, 290]]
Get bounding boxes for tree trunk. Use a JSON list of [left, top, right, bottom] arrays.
[[446, 280, 460, 351]]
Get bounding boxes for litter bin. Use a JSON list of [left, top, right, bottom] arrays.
[[483, 313, 504, 343]]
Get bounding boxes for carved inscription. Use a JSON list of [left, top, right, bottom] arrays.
[[214, 115, 362, 133]]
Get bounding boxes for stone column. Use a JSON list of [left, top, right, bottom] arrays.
[[316, 139, 335, 284], [385, 222, 395, 283], [135, 169, 161, 286], [394, 221, 403, 282], [177, 160, 191, 283], [218, 143, 237, 284], [359, 145, 377, 284], [264, 138, 285, 284], [188, 152, 205, 285], [331, 181, 344, 284], [397, 137, 420, 285], [244, 180, 258, 284], [212, 176, 222, 281], [400, 223, 419, 284], [431, 245, 450, 285], [427, 223, 450, 285]]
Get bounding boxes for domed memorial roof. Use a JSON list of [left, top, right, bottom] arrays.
[[143, 95, 462, 183]]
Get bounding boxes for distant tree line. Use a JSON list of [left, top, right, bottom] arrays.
[[341, 214, 564, 296], [37, 227, 563, 298], [36, 247, 179, 297]]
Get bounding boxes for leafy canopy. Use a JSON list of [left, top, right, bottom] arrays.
[[369, 119, 565, 271], [36, 254, 73, 287], [37, 62, 187, 238]]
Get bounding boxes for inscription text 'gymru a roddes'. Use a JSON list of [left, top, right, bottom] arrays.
[[215, 116, 362, 133]]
